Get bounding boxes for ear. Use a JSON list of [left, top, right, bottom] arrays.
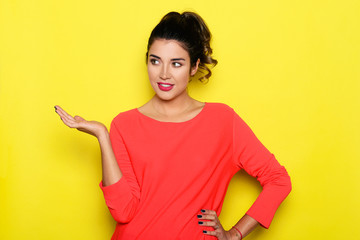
[[190, 59, 200, 76]]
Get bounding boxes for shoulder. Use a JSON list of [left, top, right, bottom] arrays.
[[202, 102, 236, 125], [111, 108, 138, 127], [205, 102, 235, 115]]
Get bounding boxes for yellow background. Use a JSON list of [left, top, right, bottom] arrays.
[[1, 0, 359, 239]]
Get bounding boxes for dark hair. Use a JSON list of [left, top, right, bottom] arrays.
[[146, 11, 218, 82]]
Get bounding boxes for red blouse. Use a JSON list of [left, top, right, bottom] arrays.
[[100, 103, 291, 239]]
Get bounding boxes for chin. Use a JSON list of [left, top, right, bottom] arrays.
[[153, 87, 187, 102], [156, 94, 176, 102]]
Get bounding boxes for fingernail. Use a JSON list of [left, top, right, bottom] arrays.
[[201, 209, 205, 213], [197, 215, 202, 218], [198, 221, 203, 225], [203, 230, 207, 233]]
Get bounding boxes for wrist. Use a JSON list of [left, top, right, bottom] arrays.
[[97, 128, 110, 141], [230, 227, 243, 240]]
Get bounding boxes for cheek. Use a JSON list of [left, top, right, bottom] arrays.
[[178, 70, 191, 83], [147, 66, 157, 81]]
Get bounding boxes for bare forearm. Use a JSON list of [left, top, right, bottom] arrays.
[[55, 105, 123, 186], [229, 214, 259, 239], [97, 131, 123, 186]]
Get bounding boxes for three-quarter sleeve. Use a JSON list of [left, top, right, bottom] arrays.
[[99, 120, 141, 223], [232, 112, 291, 228]]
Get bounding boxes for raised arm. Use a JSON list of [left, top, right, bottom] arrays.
[[54, 105, 122, 186], [55, 106, 140, 222]]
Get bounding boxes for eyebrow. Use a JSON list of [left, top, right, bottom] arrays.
[[172, 58, 186, 61], [149, 54, 186, 61]]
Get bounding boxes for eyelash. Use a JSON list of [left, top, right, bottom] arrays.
[[150, 59, 159, 65], [149, 59, 182, 67]]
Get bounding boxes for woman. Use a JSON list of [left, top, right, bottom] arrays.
[[55, 11, 291, 240]]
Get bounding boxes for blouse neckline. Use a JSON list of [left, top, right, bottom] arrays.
[[135, 102, 208, 124]]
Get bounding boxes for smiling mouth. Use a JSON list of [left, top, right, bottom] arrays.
[[159, 83, 173, 87], [157, 82, 174, 91]]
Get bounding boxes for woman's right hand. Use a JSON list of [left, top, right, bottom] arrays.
[[55, 105, 108, 138]]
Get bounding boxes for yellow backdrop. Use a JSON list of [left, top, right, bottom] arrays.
[[1, 0, 359, 239]]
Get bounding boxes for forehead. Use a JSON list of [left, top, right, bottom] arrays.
[[148, 39, 190, 59]]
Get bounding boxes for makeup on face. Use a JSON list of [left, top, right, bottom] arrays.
[[147, 39, 195, 101]]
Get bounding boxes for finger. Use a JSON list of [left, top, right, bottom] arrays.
[[63, 118, 80, 128], [198, 215, 217, 221], [54, 105, 67, 116], [202, 228, 222, 237], [55, 107, 71, 122], [55, 106, 80, 124], [198, 220, 218, 228], [200, 209, 217, 215], [74, 115, 85, 122], [198, 210, 218, 221], [56, 112, 80, 128], [55, 106, 75, 122], [55, 106, 84, 128]]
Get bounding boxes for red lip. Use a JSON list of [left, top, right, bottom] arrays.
[[157, 82, 174, 91]]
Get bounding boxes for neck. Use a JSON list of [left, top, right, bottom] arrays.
[[150, 94, 195, 117]]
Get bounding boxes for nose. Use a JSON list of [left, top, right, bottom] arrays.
[[160, 64, 171, 80]]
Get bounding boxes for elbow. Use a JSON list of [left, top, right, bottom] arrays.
[[261, 167, 292, 197], [286, 175, 292, 195], [108, 197, 139, 223], [284, 174, 292, 196], [276, 171, 292, 198], [110, 210, 134, 223], [276, 170, 292, 197]]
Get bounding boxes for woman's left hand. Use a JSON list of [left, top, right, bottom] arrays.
[[198, 209, 237, 240]]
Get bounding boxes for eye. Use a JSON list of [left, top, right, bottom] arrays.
[[150, 59, 159, 65], [173, 62, 182, 67]]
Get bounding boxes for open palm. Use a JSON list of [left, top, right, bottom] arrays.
[[55, 105, 107, 138]]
